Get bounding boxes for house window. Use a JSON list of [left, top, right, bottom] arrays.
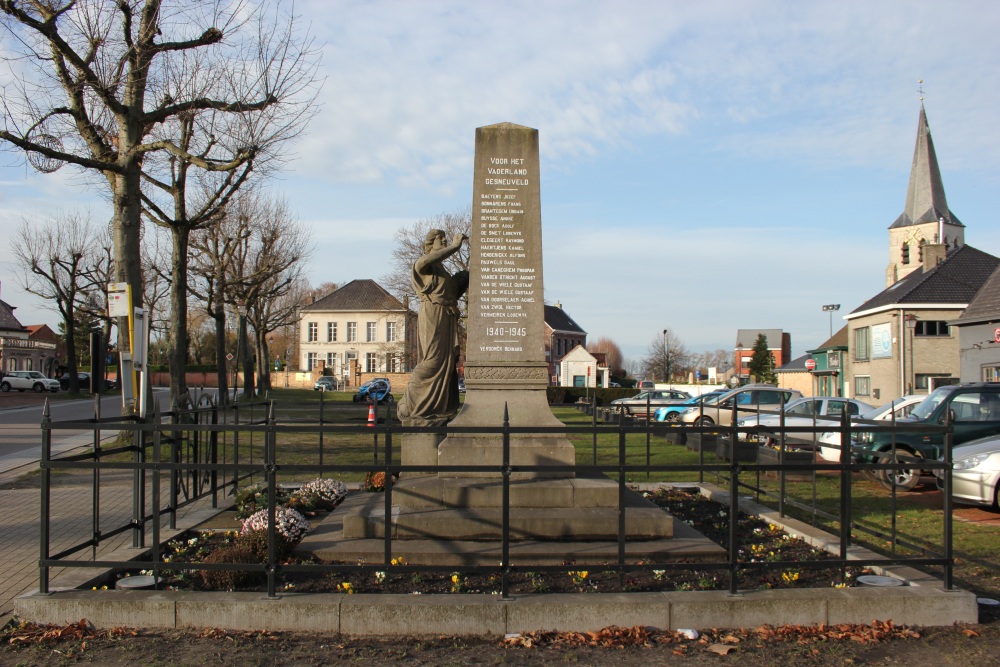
[[366, 322, 377, 342], [365, 352, 377, 373], [901, 242, 910, 265], [386, 353, 401, 373], [327, 322, 337, 342], [326, 353, 335, 371], [307, 322, 318, 343], [386, 321, 397, 343], [854, 376, 871, 396], [914, 321, 950, 337], [306, 352, 317, 371], [853, 327, 870, 361], [983, 366, 1000, 383], [347, 322, 357, 342]]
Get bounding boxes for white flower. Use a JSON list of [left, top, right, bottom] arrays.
[[241, 506, 311, 542]]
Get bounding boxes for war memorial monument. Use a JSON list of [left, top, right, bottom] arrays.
[[318, 123, 709, 565]]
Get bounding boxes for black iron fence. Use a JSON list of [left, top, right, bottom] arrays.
[[36, 393, 957, 599]]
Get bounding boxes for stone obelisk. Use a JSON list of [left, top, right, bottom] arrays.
[[436, 123, 576, 477]]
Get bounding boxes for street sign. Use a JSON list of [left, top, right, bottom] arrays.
[[695, 370, 701, 380], [226, 353, 234, 361], [805, 358, 817, 371], [995, 328, 1000, 343]]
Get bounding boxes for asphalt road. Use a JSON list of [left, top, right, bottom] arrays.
[[0, 388, 183, 473]]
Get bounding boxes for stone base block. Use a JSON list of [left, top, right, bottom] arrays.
[[391, 475, 620, 509], [437, 435, 576, 479]]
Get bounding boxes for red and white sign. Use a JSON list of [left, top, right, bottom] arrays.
[[804, 358, 817, 371], [995, 328, 1000, 343]]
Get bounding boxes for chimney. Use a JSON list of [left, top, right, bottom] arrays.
[[923, 243, 947, 271], [554, 301, 562, 309]]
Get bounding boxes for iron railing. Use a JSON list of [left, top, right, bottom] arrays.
[[36, 393, 958, 599]]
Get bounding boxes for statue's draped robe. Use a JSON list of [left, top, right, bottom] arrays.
[[398, 263, 468, 427]]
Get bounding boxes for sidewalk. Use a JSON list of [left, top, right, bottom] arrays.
[[0, 469, 218, 626]]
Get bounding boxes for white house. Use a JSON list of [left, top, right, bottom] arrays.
[[558, 344, 609, 388]]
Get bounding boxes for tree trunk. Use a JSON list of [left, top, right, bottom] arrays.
[[112, 166, 145, 410], [168, 227, 191, 407], [256, 333, 272, 393], [213, 309, 228, 407], [238, 313, 255, 397]]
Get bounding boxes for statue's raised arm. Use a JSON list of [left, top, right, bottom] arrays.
[[397, 230, 469, 427]]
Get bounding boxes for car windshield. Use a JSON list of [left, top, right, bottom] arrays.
[[701, 394, 722, 406], [784, 399, 817, 417], [908, 389, 948, 421]]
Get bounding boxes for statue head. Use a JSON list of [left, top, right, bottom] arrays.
[[423, 229, 446, 252]]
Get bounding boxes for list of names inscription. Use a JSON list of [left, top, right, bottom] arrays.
[[474, 155, 539, 358]]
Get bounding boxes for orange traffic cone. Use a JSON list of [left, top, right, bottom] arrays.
[[367, 403, 376, 427]]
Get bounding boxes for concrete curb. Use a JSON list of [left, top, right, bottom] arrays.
[[15, 586, 977, 635]]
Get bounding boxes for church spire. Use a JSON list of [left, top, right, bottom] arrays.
[[884, 100, 966, 287], [890, 103, 963, 230]]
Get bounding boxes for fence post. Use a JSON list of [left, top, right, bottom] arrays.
[[265, 401, 278, 598], [152, 401, 162, 583], [39, 400, 52, 595], [942, 409, 954, 590], [728, 397, 740, 595], [838, 409, 852, 581]]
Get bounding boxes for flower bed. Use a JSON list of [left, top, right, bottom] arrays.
[[114, 487, 869, 595]]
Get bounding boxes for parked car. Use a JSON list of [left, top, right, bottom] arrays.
[[676, 385, 803, 427], [736, 397, 876, 444], [637, 380, 655, 391], [934, 434, 1000, 508], [59, 372, 117, 392], [458, 378, 466, 393], [1, 370, 60, 393], [610, 389, 692, 416], [313, 376, 336, 391], [654, 391, 727, 422], [816, 395, 925, 462], [352, 377, 393, 404], [855, 383, 1000, 491]]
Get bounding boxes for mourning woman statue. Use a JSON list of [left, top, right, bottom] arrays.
[[397, 229, 469, 427]]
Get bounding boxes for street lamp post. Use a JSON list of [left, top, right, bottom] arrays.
[[822, 304, 841, 338], [905, 313, 918, 394], [662, 329, 670, 386], [735, 342, 744, 387]]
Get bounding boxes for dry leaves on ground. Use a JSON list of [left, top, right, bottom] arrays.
[[502, 620, 922, 650], [5, 618, 136, 645]]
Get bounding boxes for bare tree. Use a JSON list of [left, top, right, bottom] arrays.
[[0, 0, 320, 372], [587, 336, 626, 378], [382, 207, 471, 303], [643, 328, 691, 383], [12, 212, 97, 391], [190, 189, 310, 398]]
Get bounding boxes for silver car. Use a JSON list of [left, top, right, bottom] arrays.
[[934, 435, 1000, 508], [736, 397, 875, 445], [677, 385, 803, 427], [817, 395, 925, 462], [609, 389, 691, 416]]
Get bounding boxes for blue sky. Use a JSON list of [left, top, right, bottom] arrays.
[[2, 0, 999, 366]]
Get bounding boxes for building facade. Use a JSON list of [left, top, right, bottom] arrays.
[[733, 329, 791, 383], [558, 344, 610, 388], [806, 326, 848, 397], [298, 279, 415, 383], [950, 264, 1000, 383], [0, 296, 58, 376], [544, 302, 587, 384], [846, 245, 998, 402]]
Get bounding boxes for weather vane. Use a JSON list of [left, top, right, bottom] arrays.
[[918, 79, 924, 101]]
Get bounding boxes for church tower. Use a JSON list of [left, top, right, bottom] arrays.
[[885, 104, 965, 286]]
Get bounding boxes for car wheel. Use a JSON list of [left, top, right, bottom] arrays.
[[0, 382, 9, 392], [664, 412, 679, 423], [33, 383, 45, 393], [878, 453, 922, 491], [695, 416, 714, 427]]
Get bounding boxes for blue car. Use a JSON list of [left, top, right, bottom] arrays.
[[352, 377, 393, 404], [654, 391, 726, 422]]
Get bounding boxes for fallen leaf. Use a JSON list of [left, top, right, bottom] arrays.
[[707, 643, 736, 655]]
